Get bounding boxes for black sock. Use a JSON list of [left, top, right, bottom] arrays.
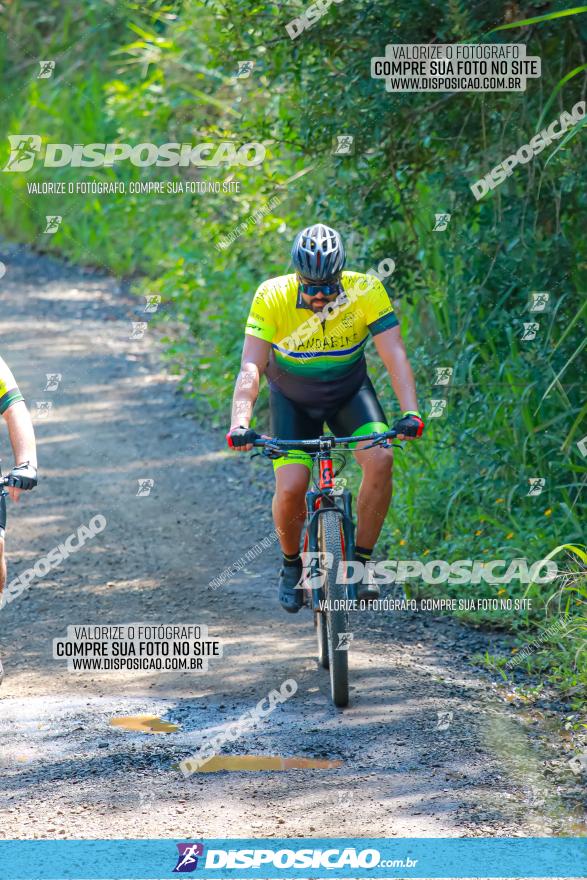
[[283, 552, 302, 569], [354, 545, 373, 563]]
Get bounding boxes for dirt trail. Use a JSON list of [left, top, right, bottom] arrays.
[[0, 240, 584, 842]]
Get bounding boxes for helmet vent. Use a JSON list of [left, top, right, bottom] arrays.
[[291, 224, 345, 281]]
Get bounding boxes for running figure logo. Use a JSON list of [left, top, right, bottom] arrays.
[[173, 843, 205, 873], [44, 373, 62, 391], [44, 215, 62, 234], [144, 294, 161, 313], [3, 135, 42, 172], [336, 632, 354, 651], [300, 551, 334, 590], [527, 477, 545, 496], [38, 61, 55, 78], [34, 401, 53, 420], [529, 292, 550, 312], [130, 321, 148, 339], [235, 60, 254, 78], [429, 399, 447, 418], [521, 322, 539, 341], [332, 135, 354, 155], [433, 367, 453, 385], [436, 710, 453, 731], [433, 213, 451, 231]]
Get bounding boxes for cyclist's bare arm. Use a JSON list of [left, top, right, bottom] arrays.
[[0, 356, 37, 501], [4, 402, 37, 468], [373, 326, 420, 439], [229, 335, 270, 451]]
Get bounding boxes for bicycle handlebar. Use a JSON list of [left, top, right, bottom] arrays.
[[252, 429, 398, 451]]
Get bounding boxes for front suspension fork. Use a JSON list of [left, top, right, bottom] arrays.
[[304, 489, 358, 604]]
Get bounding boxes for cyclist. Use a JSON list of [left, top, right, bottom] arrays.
[[0, 355, 38, 683], [227, 224, 423, 613]]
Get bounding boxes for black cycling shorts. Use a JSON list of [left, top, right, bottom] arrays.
[[269, 375, 388, 471]]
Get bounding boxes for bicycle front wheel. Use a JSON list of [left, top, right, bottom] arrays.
[[318, 508, 349, 707], [315, 610, 329, 669]]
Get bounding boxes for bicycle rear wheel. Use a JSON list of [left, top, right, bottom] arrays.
[[318, 508, 349, 707]]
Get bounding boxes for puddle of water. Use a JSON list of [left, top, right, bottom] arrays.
[[110, 715, 179, 734], [193, 755, 342, 773]]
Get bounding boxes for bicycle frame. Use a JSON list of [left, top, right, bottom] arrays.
[[304, 451, 357, 607], [252, 428, 398, 609]]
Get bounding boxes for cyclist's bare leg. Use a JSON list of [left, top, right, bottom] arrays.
[[0, 539, 5, 683], [0, 538, 5, 591], [353, 444, 393, 549], [272, 464, 310, 555]]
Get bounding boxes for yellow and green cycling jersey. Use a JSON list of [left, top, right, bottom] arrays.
[[245, 271, 398, 407], [0, 356, 24, 415]]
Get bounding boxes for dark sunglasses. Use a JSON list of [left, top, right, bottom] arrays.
[[298, 278, 344, 298]]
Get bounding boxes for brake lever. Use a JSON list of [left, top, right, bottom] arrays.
[[261, 444, 289, 460], [361, 438, 389, 450], [361, 438, 402, 451]]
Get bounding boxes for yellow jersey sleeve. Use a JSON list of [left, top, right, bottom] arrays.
[[360, 275, 399, 335], [245, 282, 276, 343], [0, 356, 24, 414]]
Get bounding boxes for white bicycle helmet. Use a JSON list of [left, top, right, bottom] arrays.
[[291, 224, 346, 280]]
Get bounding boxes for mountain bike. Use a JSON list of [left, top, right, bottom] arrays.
[[253, 429, 398, 708]]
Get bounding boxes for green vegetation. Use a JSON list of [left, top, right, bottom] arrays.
[[0, 0, 585, 695]]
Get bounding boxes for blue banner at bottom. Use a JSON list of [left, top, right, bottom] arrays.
[[0, 837, 585, 880]]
